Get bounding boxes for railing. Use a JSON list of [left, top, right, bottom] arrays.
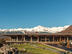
[[6, 40, 60, 44]]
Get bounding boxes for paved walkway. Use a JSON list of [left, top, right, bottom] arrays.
[[42, 44, 72, 54]]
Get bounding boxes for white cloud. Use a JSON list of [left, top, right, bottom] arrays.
[[47, 25, 70, 33], [29, 25, 70, 33], [0, 25, 70, 33]]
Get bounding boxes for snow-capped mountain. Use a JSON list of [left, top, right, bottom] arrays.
[[31, 25, 49, 32], [0, 25, 70, 33], [28, 25, 70, 33]]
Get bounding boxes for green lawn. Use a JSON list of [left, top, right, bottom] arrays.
[[10, 43, 61, 54]]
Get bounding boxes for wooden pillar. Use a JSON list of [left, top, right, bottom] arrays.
[[30, 36, 32, 42], [24, 35, 25, 42], [67, 36, 70, 48], [57, 36, 58, 42], [45, 36, 47, 42], [22, 35, 24, 41], [10, 36, 12, 41], [59, 36, 61, 42], [12, 36, 13, 41], [37, 36, 39, 42], [16, 36, 18, 41], [64, 36, 65, 42], [53, 36, 54, 42]]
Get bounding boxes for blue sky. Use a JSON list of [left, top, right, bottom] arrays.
[[0, 0, 72, 28]]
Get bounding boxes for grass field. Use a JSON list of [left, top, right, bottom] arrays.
[[10, 43, 61, 54]]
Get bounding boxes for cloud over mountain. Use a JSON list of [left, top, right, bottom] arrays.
[[0, 25, 70, 33]]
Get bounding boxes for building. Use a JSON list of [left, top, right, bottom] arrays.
[[0, 25, 72, 48]]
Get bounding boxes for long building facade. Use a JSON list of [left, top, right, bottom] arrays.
[[1, 25, 72, 48]]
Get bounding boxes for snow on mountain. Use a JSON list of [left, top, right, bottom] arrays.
[[47, 25, 70, 33], [28, 25, 70, 33], [31, 25, 48, 32], [0, 25, 70, 33]]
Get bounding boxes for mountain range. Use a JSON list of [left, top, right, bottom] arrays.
[[0, 25, 70, 33]]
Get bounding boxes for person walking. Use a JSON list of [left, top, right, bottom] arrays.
[[8, 48, 13, 54], [14, 48, 19, 54]]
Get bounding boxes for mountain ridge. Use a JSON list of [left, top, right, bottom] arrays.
[[0, 25, 70, 33]]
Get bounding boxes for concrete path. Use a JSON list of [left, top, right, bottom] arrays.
[[42, 44, 72, 54]]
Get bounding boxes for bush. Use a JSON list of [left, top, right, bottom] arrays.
[[0, 39, 6, 47], [60, 41, 67, 46]]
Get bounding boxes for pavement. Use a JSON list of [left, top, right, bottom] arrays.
[[43, 44, 72, 54]]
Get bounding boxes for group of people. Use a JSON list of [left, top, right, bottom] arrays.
[[7, 48, 19, 54], [0, 44, 27, 54], [0, 45, 19, 54]]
